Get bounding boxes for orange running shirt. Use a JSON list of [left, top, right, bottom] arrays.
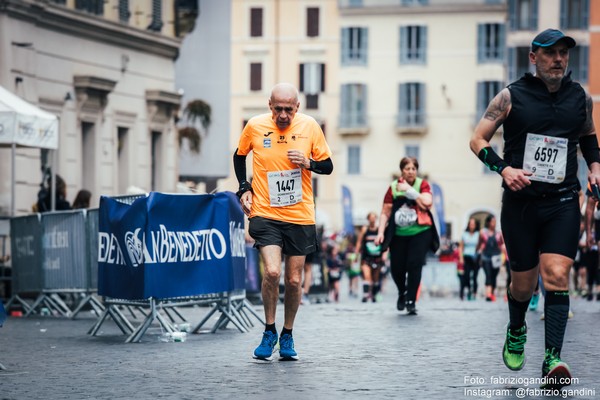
[[237, 112, 332, 225]]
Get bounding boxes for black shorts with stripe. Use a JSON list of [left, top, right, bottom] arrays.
[[501, 189, 580, 272]]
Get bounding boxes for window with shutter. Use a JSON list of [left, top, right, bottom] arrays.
[[516, 47, 532, 79], [400, 26, 427, 64], [307, 8, 319, 37], [300, 63, 324, 94], [119, 0, 130, 22], [561, 0, 589, 29], [300, 63, 325, 109], [251, 8, 263, 37], [477, 23, 505, 63], [405, 145, 420, 161], [398, 83, 426, 127], [306, 95, 319, 110], [569, 46, 589, 83], [348, 145, 361, 175], [147, 0, 163, 31], [340, 84, 367, 128], [511, 0, 538, 30], [476, 81, 503, 124], [508, 47, 532, 81], [75, 0, 104, 15], [341, 27, 368, 66], [250, 63, 262, 91]]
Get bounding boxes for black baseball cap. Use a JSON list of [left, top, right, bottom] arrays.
[[531, 29, 576, 51]]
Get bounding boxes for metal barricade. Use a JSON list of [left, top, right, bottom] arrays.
[[7, 214, 42, 314], [8, 209, 112, 317], [41, 210, 87, 290], [70, 208, 106, 318], [110, 194, 147, 205], [10, 214, 43, 293], [9, 211, 93, 316], [0, 217, 11, 301], [421, 258, 459, 297]]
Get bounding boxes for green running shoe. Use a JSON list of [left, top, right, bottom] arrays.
[[502, 324, 527, 371], [540, 349, 572, 390]]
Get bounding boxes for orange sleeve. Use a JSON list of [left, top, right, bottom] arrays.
[[237, 120, 254, 156], [309, 120, 332, 161]]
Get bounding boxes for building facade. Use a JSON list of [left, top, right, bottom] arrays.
[[334, 0, 592, 239], [337, 0, 506, 238], [8, 1, 589, 236], [0, 0, 186, 215]]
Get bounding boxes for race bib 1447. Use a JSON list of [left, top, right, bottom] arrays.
[[267, 169, 302, 207]]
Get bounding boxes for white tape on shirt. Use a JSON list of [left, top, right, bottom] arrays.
[[405, 187, 419, 200]]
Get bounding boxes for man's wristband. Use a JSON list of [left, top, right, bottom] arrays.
[[478, 146, 509, 175], [236, 180, 253, 199]]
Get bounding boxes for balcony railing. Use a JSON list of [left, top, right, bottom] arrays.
[[339, 113, 370, 134], [339, 112, 368, 128], [396, 111, 427, 134], [339, 0, 503, 8]]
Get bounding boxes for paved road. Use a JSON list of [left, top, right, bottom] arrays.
[[1, 289, 599, 400]]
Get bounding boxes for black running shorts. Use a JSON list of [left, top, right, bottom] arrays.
[[500, 190, 580, 272], [248, 216, 317, 256]]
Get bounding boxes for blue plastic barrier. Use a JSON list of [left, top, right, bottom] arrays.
[[98, 191, 246, 300], [92, 191, 255, 342]]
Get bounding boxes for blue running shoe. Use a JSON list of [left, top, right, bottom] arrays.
[[529, 293, 540, 311], [253, 331, 278, 360], [279, 333, 299, 361]]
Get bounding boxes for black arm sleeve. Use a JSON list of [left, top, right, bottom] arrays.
[[579, 134, 600, 167], [309, 157, 333, 175], [232, 149, 247, 184]]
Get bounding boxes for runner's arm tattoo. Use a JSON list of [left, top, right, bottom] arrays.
[[581, 94, 596, 136], [483, 89, 511, 131]]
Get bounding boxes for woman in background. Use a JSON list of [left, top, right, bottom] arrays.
[[459, 217, 480, 300], [477, 214, 506, 302], [355, 212, 385, 303], [375, 157, 434, 315], [72, 189, 92, 209]]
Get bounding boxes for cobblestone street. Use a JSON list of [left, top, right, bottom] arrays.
[[1, 290, 599, 400]]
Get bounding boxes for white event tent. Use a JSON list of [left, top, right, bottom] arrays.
[[0, 85, 59, 215]]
